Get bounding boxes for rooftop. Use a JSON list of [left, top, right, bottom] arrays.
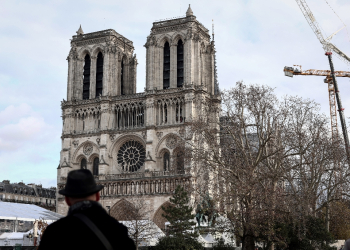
[[0, 201, 63, 222]]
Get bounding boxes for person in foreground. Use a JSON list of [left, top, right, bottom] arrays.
[[39, 169, 136, 250]]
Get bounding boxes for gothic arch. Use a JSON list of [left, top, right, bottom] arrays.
[[91, 45, 105, 57], [72, 141, 100, 164], [88, 153, 100, 163], [109, 133, 146, 157], [78, 46, 92, 60], [157, 34, 172, 48], [171, 32, 186, 45], [155, 133, 182, 157], [110, 199, 134, 221], [152, 201, 173, 231]]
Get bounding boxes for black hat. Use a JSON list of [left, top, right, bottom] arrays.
[[59, 169, 103, 197]]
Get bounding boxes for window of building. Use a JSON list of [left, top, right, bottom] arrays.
[[83, 54, 91, 100], [81, 158, 87, 169], [96, 52, 103, 97], [121, 59, 125, 95], [177, 40, 184, 87], [163, 42, 170, 89], [93, 157, 99, 176], [175, 150, 184, 172], [163, 152, 170, 171]]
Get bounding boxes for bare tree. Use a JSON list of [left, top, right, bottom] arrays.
[[121, 198, 161, 249], [186, 82, 350, 250]]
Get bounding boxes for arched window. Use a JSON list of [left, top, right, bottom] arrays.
[[96, 52, 103, 97], [163, 152, 170, 171], [83, 54, 91, 100], [121, 59, 125, 95], [177, 40, 184, 87], [93, 157, 99, 176], [163, 42, 170, 89], [175, 150, 184, 172], [81, 158, 87, 169]]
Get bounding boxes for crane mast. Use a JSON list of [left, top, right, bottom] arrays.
[[295, 0, 350, 160]]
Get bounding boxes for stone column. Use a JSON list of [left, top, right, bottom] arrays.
[[67, 56, 74, 101], [157, 46, 163, 90], [75, 58, 84, 100], [170, 44, 177, 88], [103, 49, 110, 96], [90, 56, 97, 99]]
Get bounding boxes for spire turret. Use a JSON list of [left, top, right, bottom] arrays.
[[186, 4, 193, 17], [76, 25, 84, 35], [212, 19, 220, 95]]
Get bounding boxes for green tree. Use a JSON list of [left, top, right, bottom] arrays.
[[154, 237, 203, 250], [161, 185, 197, 240]]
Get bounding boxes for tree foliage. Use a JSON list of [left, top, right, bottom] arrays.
[[161, 185, 197, 240], [187, 82, 349, 250]]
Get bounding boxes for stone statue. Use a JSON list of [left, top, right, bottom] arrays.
[[196, 193, 218, 228], [195, 204, 206, 227]]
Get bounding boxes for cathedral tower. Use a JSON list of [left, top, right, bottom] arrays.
[[57, 5, 220, 231]]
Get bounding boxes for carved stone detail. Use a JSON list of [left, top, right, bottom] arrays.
[[73, 140, 79, 148], [156, 132, 163, 140], [141, 131, 147, 140], [166, 135, 178, 149], [83, 143, 93, 156], [110, 134, 116, 141]]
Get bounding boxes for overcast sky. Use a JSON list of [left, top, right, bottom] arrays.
[[1, 0, 350, 188]]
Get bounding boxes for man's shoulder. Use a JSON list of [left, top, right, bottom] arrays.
[[45, 216, 72, 231]]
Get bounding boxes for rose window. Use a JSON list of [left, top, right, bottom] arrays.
[[117, 140, 146, 172]]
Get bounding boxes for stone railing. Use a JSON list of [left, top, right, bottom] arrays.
[[99, 175, 191, 197], [72, 29, 133, 45], [95, 170, 187, 181]]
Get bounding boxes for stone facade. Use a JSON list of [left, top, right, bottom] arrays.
[[0, 180, 56, 212], [57, 5, 220, 230]]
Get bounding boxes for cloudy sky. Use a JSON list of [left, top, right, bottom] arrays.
[[1, 0, 350, 188]]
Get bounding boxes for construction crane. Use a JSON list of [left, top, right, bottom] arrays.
[[294, 0, 350, 159], [284, 66, 350, 142]]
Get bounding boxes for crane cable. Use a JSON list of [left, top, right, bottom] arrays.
[[324, 0, 350, 43], [324, 0, 350, 81]]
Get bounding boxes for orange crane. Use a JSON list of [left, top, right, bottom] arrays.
[[284, 66, 350, 142], [294, 0, 350, 160]]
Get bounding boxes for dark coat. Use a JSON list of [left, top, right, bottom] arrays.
[[39, 201, 136, 250]]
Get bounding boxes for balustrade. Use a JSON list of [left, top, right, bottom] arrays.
[[99, 176, 191, 197]]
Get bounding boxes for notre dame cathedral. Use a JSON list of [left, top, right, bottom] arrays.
[[57, 5, 220, 230]]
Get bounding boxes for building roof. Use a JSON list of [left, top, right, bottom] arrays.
[[0, 201, 63, 222]]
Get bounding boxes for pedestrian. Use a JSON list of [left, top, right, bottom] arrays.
[[39, 169, 136, 250]]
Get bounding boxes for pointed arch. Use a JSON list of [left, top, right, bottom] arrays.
[[177, 39, 184, 88], [157, 34, 172, 48], [153, 201, 173, 231], [121, 56, 125, 95], [110, 199, 134, 221], [77, 46, 92, 59], [173, 146, 185, 172], [155, 133, 182, 157], [163, 41, 170, 89], [72, 141, 100, 164], [91, 45, 105, 57], [171, 32, 185, 45], [96, 51, 103, 97], [83, 54, 91, 100]]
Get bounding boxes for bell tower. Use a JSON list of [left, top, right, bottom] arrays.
[[144, 5, 217, 94], [66, 27, 137, 101]]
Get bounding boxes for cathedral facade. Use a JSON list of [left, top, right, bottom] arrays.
[[57, 5, 220, 230]]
